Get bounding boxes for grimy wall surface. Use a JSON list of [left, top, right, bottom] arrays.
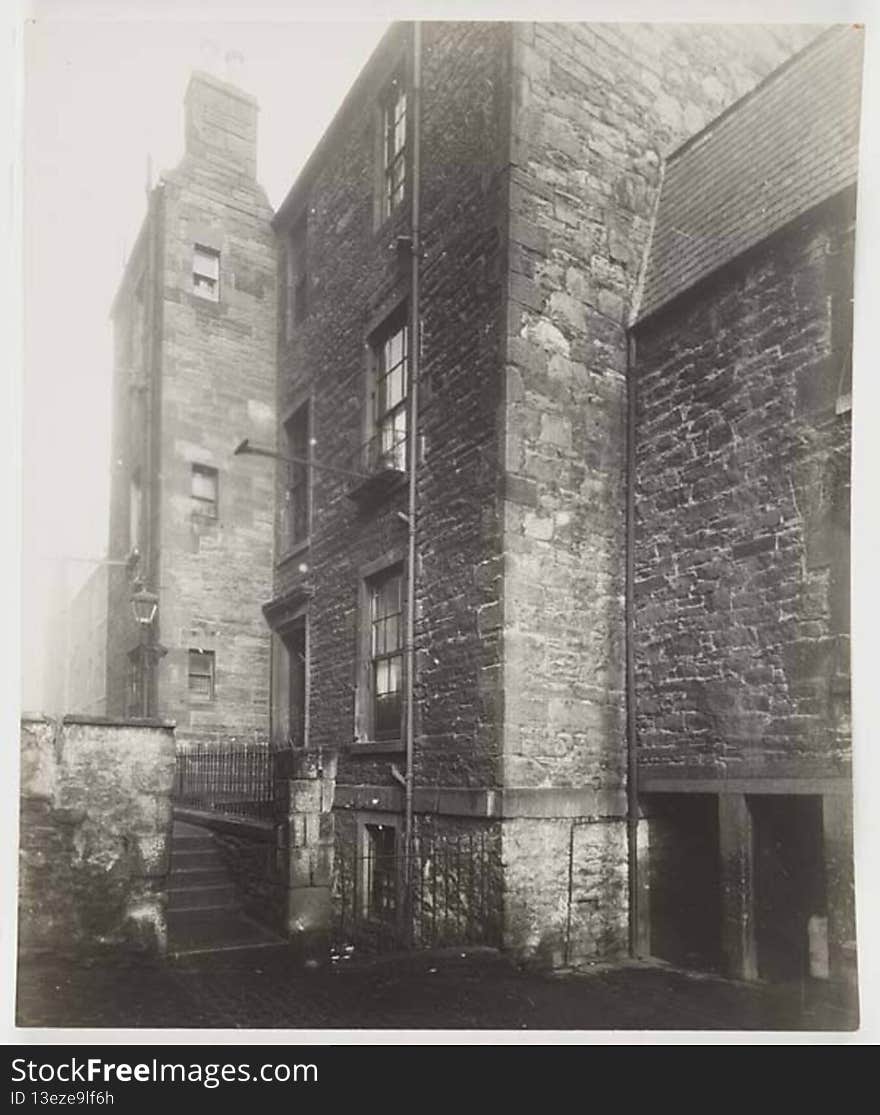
[[500, 22, 818, 961], [632, 195, 854, 779], [270, 21, 511, 795], [18, 715, 176, 956], [105, 72, 276, 743], [267, 21, 824, 965]]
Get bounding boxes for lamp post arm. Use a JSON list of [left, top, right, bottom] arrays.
[[233, 439, 370, 482]]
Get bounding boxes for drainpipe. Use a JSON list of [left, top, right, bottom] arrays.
[[625, 331, 639, 957], [403, 21, 422, 933]]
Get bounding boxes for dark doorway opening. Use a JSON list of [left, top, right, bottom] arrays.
[[643, 793, 722, 971], [749, 794, 826, 983], [282, 619, 306, 748]]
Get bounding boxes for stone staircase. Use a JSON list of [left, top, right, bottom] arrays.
[[167, 820, 286, 957]]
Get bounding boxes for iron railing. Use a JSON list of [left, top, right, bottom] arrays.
[[332, 828, 503, 956], [172, 742, 277, 821]]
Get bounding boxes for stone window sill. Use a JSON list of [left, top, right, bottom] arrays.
[[347, 739, 405, 756]]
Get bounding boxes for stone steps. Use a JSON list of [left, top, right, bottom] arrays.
[[166, 820, 286, 958]]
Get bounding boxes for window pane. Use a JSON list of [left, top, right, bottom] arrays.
[[191, 468, 217, 502], [193, 247, 219, 279], [374, 691, 401, 736]]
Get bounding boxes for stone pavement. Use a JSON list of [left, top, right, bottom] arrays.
[[15, 945, 859, 1033]]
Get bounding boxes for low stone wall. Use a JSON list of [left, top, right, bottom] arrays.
[[18, 714, 176, 956]]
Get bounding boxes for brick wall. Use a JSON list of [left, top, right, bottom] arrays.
[[632, 195, 854, 778]]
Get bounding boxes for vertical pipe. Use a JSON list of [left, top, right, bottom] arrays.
[[404, 20, 422, 940], [625, 331, 640, 957]]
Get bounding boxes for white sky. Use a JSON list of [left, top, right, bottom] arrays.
[[19, 7, 390, 707], [5, 0, 880, 1042]]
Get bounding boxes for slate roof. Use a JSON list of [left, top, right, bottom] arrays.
[[635, 25, 864, 324]]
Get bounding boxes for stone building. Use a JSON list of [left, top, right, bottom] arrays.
[[630, 26, 860, 985], [103, 70, 277, 745], [258, 18, 860, 982]]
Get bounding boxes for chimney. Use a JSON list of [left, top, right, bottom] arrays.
[[184, 70, 258, 179]]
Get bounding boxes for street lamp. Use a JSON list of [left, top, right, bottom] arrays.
[[131, 582, 158, 626]]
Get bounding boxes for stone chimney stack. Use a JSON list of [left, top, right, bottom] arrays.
[[184, 70, 258, 179]]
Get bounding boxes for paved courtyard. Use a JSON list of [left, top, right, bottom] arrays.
[[15, 945, 859, 1034]]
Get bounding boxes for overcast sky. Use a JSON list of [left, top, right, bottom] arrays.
[[19, 9, 390, 705], [22, 16, 387, 564]]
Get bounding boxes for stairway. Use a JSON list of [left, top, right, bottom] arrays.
[[166, 820, 286, 957]]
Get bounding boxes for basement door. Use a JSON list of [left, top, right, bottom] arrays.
[[750, 794, 827, 983]]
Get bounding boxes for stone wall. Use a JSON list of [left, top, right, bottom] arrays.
[[632, 195, 854, 777], [271, 21, 511, 792], [104, 72, 276, 744], [499, 21, 819, 962], [18, 715, 176, 956], [156, 74, 277, 747]]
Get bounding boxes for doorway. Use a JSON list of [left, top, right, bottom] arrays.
[[749, 794, 826, 982], [643, 793, 722, 971]]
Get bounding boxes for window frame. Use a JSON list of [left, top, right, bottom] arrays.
[[129, 470, 142, 553], [187, 649, 216, 702], [192, 244, 220, 302], [281, 401, 311, 554], [191, 463, 219, 519], [280, 617, 308, 749], [368, 309, 409, 474], [379, 71, 407, 224], [357, 816, 400, 921], [355, 558, 405, 746]]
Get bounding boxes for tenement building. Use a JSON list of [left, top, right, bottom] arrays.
[[102, 70, 277, 744], [256, 18, 861, 985]]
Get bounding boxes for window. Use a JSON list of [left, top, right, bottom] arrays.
[[191, 463, 218, 518], [282, 403, 310, 549], [363, 823, 397, 919], [368, 566, 404, 739], [192, 245, 220, 301], [129, 471, 142, 553], [370, 314, 409, 472], [380, 73, 407, 221], [126, 648, 144, 717], [286, 216, 308, 338], [188, 649, 215, 700]]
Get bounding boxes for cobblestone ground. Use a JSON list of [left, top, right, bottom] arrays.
[[15, 946, 858, 1033]]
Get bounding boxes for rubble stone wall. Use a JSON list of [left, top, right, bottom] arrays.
[[18, 715, 176, 956]]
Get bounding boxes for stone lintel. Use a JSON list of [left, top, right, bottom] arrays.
[[61, 713, 177, 731], [640, 773, 853, 796], [333, 783, 625, 819]]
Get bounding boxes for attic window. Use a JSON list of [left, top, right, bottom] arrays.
[[193, 245, 220, 301]]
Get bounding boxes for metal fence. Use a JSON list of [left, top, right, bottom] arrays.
[[172, 743, 276, 821], [332, 828, 503, 956]]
